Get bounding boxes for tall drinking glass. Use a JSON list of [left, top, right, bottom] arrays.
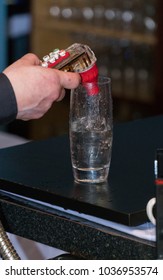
[[69, 76, 113, 183]]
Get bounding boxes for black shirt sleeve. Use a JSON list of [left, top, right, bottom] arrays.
[[0, 72, 18, 125]]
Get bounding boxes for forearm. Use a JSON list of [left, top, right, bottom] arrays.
[[0, 73, 17, 125]]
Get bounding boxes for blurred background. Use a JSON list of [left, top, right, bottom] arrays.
[[0, 0, 163, 140]]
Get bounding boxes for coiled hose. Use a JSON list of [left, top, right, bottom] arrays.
[[0, 220, 20, 260]]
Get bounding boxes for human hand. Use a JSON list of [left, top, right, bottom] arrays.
[[3, 53, 81, 120]]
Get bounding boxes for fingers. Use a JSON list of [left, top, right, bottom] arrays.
[[57, 70, 81, 89], [21, 55, 81, 88], [56, 88, 66, 102]]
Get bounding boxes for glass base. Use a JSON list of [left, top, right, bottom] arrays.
[[73, 167, 109, 184]]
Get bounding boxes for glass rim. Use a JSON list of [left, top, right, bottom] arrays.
[[80, 76, 111, 85], [97, 76, 111, 85]]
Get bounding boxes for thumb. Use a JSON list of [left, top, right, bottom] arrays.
[[57, 70, 81, 89]]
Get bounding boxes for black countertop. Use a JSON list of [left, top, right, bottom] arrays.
[[1, 115, 163, 259]]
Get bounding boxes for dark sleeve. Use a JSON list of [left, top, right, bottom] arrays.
[[0, 72, 18, 125]]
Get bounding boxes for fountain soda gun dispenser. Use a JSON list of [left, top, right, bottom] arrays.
[[41, 43, 99, 95]]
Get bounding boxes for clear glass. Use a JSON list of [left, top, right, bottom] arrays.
[[69, 76, 113, 184]]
